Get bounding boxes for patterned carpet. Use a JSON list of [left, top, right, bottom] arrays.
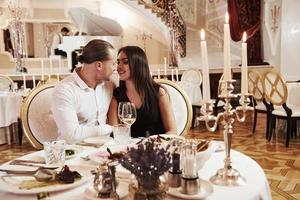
[[0, 113, 299, 199]]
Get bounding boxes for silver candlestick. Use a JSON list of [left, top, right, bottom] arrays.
[[199, 80, 253, 186]]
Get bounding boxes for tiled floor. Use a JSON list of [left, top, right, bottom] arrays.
[[0, 113, 299, 199]]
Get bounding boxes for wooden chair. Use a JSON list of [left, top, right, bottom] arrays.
[[155, 79, 193, 135], [0, 75, 13, 91], [263, 70, 300, 147], [248, 69, 271, 138]]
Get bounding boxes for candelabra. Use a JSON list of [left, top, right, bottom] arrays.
[[199, 80, 253, 186]]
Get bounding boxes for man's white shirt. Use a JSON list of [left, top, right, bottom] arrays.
[[52, 70, 114, 144]]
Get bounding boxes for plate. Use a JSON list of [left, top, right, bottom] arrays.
[[0, 165, 92, 194], [84, 182, 129, 200], [83, 136, 112, 146], [168, 179, 213, 200], [88, 145, 128, 164]]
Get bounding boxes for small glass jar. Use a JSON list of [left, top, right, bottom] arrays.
[[169, 138, 183, 173], [181, 141, 198, 179], [180, 141, 199, 195]]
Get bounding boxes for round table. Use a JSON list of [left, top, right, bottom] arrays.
[[0, 144, 272, 200]]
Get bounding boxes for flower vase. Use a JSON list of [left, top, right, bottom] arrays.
[[128, 179, 168, 200]]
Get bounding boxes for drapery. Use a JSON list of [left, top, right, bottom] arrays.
[[228, 0, 266, 65]]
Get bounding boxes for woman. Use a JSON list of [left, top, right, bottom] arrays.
[[108, 46, 177, 137]]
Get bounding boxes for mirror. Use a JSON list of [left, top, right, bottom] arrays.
[[2, 22, 74, 58]]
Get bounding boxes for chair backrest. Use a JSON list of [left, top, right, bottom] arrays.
[[20, 83, 58, 149], [0, 75, 13, 91], [263, 70, 288, 106], [248, 69, 265, 102], [155, 79, 193, 135], [181, 69, 202, 85]]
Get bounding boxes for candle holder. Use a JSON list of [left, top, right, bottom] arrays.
[[199, 80, 253, 186]]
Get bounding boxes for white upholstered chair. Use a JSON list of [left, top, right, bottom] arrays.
[[155, 79, 193, 135], [20, 83, 58, 149], [0, 75, 14, 91], [178, 69, 202, 127]]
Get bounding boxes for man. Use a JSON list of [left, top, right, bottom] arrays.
[[52, 39, 116, 144], [51, 27, 70, 57]]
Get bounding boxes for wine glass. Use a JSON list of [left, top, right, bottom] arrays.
[[118, 102, 137, 126]]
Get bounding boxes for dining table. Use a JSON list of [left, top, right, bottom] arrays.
[[0, 91, 24, 144], [0, 140, 272, 200]]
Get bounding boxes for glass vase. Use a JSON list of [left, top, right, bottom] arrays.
[[128, 176, 168, 200]]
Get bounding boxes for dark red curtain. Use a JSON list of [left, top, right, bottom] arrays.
[[228, 0, 267, 65]]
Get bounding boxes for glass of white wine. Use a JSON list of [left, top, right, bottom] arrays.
[[117, 102, 137, 137]]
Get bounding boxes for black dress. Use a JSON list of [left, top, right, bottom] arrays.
[[113, 87, 165, 137]]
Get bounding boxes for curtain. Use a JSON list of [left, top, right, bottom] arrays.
[[228, 0, 266, 65]]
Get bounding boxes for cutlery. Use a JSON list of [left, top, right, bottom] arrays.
[[9, 160, 58, 169], [158, 135, 171, 141], [0, 167, 56, 182], [12, 159, 45, 164], [76, 142, 100, 148]]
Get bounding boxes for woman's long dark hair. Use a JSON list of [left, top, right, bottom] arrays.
[[118, 46, 160, 112]]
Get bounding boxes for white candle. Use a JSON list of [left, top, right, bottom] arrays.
[[58, 57, 62, 73], [57, 73, 60, 82], [32, 75, 36, 88], [49, 58, 53, 75], [176, 68, 179, 81], [157, 69, 160, 79], [200, 29, 211, 101], [48, 74, 51, 80], [150, 71, 153, 77], [164, 57, 167, 76], [241, 32, 248, 95], [22, 74, 26, 89], [41, 59, 44, 81], [171, 69, 174, 81], [223, 12, 232, 81]]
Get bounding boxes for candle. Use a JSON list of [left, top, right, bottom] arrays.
[[48, 74, 51, 80], [57, 73, 60, 82], [171, 69, 174, 81], [41, 59, 44, 81], [157, 69, 160, 79], [223, 12, 232, 81], [241, 32, 248, 95], [50, 58, 53, 75], [22, 74, 26, 89], [200, 29, 211, 101], [58, 57, 62, 73], [164, 57, 167, 76], [176, 68, 179, 81], [32, 75, 36, 88], [150, 71, 153, 77]]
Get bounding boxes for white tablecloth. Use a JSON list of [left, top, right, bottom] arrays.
[[0, 144, 272, 200], [0, 92, 23, 127]]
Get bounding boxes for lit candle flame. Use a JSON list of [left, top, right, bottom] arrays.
[[242, 32, 247, 42], [225, 12, 229, 24], [200, 29, 205, 41]]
